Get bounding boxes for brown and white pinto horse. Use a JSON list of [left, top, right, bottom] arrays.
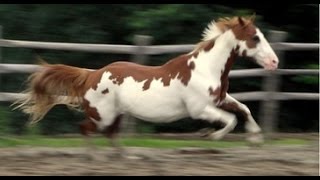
[[13, 16, 278, 150]]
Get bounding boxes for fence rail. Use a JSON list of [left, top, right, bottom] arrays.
[[0, 39, 318, 55], [1, 91, 318, 102], [0, 63, 318, 76]]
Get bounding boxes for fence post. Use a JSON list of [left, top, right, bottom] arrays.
[[121, 35, 153, 135], [0, 25, 2, 91], [259, 30, 287, 135]]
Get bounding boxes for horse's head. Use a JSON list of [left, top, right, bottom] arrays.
[[231, 16, 279, 70], [203, 15, 279, 70]]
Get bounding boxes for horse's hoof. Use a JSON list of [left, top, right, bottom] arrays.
[[199, 128, 216, 137], [209, 132, 224, 140], [247, 133, 264, 146]]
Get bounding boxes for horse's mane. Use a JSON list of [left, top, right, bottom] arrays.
[[202, 16, 253, 41], [189, 16, 254, 55]]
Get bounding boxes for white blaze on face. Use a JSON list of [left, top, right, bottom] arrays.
[[239, 28, 279, 70], [254, 29, 279, 70]]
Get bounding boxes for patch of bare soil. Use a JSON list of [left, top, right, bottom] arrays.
[[0, 142, 318, 176]]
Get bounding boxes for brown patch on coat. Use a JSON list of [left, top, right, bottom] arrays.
[[82, 99, 101, 121], [189, 40, 215, 58], [219, 102, 249, 121], [235, 45, 240, 52], [102, 88, 109, 94], [189, 61, 195, 70], [231, 21, 257, 49], [208, 86, 222, 104], [83, 67, 108, 91], [79, 119, 97, 135], [104, 115, 123, 138], [209, 49, 237, 104], [242, 50, 247, 57], [106, 56, 195, 91], [203, 41, 215, 52]]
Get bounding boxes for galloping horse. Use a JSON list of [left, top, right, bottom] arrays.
[[13, 16, 278, 150]]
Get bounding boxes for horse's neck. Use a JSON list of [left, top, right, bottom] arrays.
[[193, 31, 238, 80]]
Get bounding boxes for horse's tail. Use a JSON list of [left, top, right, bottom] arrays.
[[12, 61, 91, 125]]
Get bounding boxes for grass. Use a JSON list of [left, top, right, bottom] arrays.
[[0, 135, 312, 148]]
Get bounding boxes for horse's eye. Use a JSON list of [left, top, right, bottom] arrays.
[[252, 35, 260, 43]]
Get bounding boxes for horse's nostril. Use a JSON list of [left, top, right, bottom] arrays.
[[272, 60, 277, 64]]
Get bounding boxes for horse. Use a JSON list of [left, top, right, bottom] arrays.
[[12, 15, 278, 156]]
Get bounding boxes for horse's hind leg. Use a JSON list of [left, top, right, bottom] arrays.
[[79, 119, 98, 160], [103, 115, 142, 160], [103, 114, 126, 158]]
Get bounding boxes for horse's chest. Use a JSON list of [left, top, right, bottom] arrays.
[[218, 78, 229, 102], [207, 79, 228, 104]]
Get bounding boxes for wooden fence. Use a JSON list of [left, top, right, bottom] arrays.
[[0, 31, 318, 133]]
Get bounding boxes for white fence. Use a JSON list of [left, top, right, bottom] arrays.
[[0, 31, 319, 133]]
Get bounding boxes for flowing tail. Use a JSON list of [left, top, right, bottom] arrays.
[[12, 62, 91, 124]]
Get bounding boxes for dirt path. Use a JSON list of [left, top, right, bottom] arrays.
[[0, 142, 318, 176]]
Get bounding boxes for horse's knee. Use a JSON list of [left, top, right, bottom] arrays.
[[245, 120, 261, 133], [219, 102, 250, 120], [208, 114, 237, 140], [226, 116, 237, 129], [80, 120, 97, 135]]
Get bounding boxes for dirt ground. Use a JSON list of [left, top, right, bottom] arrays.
[[0, 140, 318, 176]]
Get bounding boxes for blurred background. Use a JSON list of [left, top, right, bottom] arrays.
[[0, 4, 318, 136]]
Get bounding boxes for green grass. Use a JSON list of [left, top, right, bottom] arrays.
[[267, 138, 309, 145], [0, 135, 311, 148], [121, 137, 247, 148]]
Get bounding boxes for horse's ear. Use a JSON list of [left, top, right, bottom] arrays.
[[35, 55, 48, 65], [250, 13, 256, 23], [238, 16, 245, 26]]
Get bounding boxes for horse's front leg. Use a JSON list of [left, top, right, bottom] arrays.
[[218, 93, 264, 144]]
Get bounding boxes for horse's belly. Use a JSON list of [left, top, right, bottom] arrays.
[[117, 78, 188, 122], [123, 97, 188, 123]]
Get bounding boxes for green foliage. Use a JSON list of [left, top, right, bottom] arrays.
[[291, 64, 319, 85], [38, 105, 84, 135], [292, 75, 319, 85], [126, 4, 253, 44], [0, 105, 10, 134]]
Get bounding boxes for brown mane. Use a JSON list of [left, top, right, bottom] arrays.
[[215, 16, 253, 33], [190, 15, 255, 56]]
